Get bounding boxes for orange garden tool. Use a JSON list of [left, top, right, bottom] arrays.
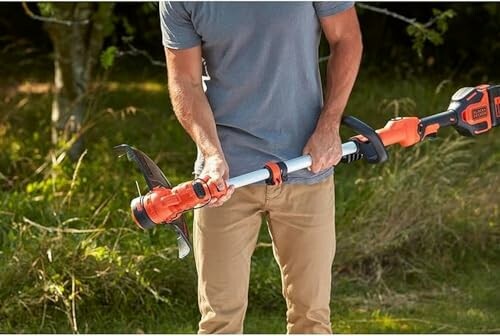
[[116, 84, 500, 258]]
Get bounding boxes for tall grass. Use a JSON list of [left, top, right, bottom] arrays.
[[0, 60, 498, 332], [334, 136, 499, 282]]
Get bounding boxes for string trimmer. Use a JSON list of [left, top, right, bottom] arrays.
[[116, 84, 500, 258]]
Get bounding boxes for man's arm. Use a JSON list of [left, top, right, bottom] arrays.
[[303, 6, 363, 173], [165, 46, 233, 205]]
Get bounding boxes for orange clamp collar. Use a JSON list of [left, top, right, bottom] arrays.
[[264, 161, 288, 185]]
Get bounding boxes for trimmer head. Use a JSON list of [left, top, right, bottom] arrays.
[[114, 144, 192, 258]]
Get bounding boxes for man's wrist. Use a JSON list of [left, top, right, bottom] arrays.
[[200, 145, 225, 159], [317, 109, 343, 133]]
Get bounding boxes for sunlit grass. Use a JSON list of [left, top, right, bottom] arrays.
[[0, 58, 499, 332], [104, 81, 165, 93]]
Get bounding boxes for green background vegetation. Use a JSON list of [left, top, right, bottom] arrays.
[[1, 2, 499, 333]]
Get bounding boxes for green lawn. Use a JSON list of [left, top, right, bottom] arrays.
[[0, 56, 498, 333]]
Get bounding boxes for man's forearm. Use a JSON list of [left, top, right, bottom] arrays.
[[302, 10, 363, 173], [318, 34, 363, 131], [168, 78, 223, 158], [165, 46, 232, 196]]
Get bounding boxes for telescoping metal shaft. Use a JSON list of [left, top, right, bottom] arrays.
[[227, 141, 359, 188]]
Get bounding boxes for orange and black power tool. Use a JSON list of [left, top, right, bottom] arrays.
[[116, 84, 499, 258]]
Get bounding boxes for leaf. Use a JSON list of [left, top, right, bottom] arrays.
[[37, 3, 54, 17], [100, 46, 118, 70]]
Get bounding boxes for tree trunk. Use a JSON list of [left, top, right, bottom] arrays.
[[44, 3, 114, 160]]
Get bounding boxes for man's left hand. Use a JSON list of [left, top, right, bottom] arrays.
[[302, 123, 343, 173]]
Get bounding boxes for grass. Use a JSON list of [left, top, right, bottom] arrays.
[[0, 53, 499, 333]]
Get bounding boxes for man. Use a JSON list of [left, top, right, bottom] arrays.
[[160, 2, 362, 333]]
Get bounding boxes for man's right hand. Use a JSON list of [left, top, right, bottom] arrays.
[[199, 154, 235, 207]]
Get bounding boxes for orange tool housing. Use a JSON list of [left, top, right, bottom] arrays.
[[354, 117, 422, 148], [131, 178, 228, 227]]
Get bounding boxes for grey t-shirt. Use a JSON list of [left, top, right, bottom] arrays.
[[160, 2, 354, 184]]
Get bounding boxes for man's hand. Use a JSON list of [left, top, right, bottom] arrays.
[[303, 123, 343, 173], [199, 154, 235, 207]]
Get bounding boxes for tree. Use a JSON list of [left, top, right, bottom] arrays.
[[23, 3, 114, 160], [21, 2, 455, 161]]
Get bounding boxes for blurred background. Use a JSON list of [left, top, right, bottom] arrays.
[[0, 2, 499, 333]]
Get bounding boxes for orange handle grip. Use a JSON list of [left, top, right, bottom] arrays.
[[354, 117, 428, 148]]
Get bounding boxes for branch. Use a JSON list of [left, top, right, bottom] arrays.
[[117, 42, 166, 68], [22, 2, 90, 26], [319, 55, 329, 64], [357, 3, 416, 25], [320, 4, 438, 64], [356, 3, 436, 29]]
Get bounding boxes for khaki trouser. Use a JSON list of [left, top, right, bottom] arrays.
[[193, 176, 335, 334]]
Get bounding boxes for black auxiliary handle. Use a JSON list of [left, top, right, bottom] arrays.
[[341, 115, 389, 164]]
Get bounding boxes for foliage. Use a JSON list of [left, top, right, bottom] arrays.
[[100, 46, 118, 70], [37, 3, 54, 17], [0, 55, 498, 332], [0, 2, 499, 332], [357, 4, 456, 59], [406, 9, 456, 58]]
